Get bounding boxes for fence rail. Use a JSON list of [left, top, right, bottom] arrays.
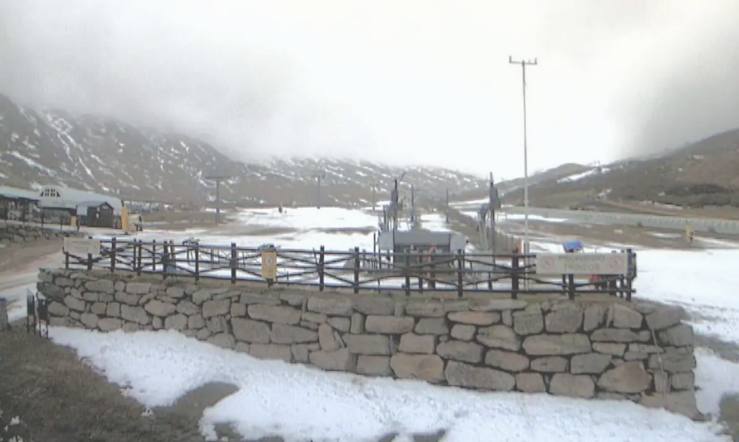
[[64, 238, 637, 300]]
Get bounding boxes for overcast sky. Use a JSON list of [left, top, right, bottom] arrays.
[[1, 0, 738, 179]]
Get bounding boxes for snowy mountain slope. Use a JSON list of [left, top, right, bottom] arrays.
[[0, 94, 486, 206]]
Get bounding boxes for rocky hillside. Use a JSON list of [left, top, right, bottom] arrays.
[[502, 129, 739, 209], [0, 94, 486, 207]]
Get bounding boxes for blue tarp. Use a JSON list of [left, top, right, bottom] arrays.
[[562, 240, 584, 253]]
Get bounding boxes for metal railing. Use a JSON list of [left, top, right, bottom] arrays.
[[64, 238, 637, 300]]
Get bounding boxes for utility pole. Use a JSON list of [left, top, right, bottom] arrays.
[[313, 172, 326, 209], [205, 175, 229, 225], [489, 172, 497, 253], [410, 184, 416, 228], [509, 55, 537, 254], [445, 188, 449, 223]]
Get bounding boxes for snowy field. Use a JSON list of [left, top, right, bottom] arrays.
[[127, 207, 380, 251], [49, 327, 730, 442]]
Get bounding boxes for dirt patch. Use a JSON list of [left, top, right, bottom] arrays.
[[0, 324, 204, 441], [0, 238, 62, 274]]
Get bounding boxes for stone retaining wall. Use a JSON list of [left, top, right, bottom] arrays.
[[1, 225, 72, 246], [38, 268, 700, 418]]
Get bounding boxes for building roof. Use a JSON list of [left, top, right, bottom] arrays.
[[37, 185, 123, 214], [0, 185, 39, 201]]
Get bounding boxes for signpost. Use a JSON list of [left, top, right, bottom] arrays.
[[63, 237, 101, 257], [536, 253, 627, 275], [261, 250, 277, 281]]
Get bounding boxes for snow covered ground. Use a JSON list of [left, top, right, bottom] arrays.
[[49, 327, 729, 442]]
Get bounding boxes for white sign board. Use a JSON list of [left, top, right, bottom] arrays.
[[64, 237, 101, 257], [536, 253, 627, 275]]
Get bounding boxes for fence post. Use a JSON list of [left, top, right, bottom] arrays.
[[194, 244, 200, 281], [87, 236, 92, 271], [65, 250, 69, 269], [457, 249, 464, 298], [319, 246, 325, 291], [230, 242, 237, 284], [568, 274, 575, 300], [152, 239, 157, 272], [162, 241, 168, 280], [136, 240, 142, 276], [110, 237, 116, 273], [353, 247, 360, 293], [404, 252, 410, 296], [512, 255, 519, 299]]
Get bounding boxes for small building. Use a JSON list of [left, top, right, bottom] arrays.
[[77, 202, 116, 228], [0, 186, 40, 222], [378, 230, 467, 255]]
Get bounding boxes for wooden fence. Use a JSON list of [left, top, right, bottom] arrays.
[[64, 238, 637, 300]]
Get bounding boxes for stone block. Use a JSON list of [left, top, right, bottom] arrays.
[[85, 279, 114, 293], [196, 328, 211, 340], [653, 370, 670, 393], [114, 291, 140, 306], [310, 348, 355, 371], [82, 292, 99, 302], [365, 315, 415, 334], [120, 305, 149, 325], [56, 277, 74, 287], [354, 296, 396, 315], [328, 317, 351, 332], [279, 292, 306, 306], [175, 300, 199, 316], [648, 347, 695, 373], [239, 293, 281, 305], [307, 295, 353, 316], [450, 324, 476, 341], [152, 317, 163, 330], [106, 302, 120, 318], [522, 334, 591, 355], [471, 299, 527, 311], [231, 318, 270, 343], [230, 303, 246, 317], [549, 374, 595, 398], [188, 314, 205, 329], [166, 287, 185, 298], [343, 334, 390, 355], [593, 342, 626, 356], [356, 355, 392, 376], [350, 313, 365, 334], [476, 325, 521, 351], [318, 324, 341, 351], [203, 299, 230, 318], [126, 282, 151, 295], [583, 304, 608, 331], [444, 361, 515, 391], [207, 316, 227, 333], [645, 307, 682, 331], [390, 353, 445, 383], [513, 310, 544, 335], [405, 301, 445, 317], [399, 333, 435, 354], [531, 356, 568, 373], [248, 304, 301, 325], [80, 313, 99, 328], [207, 333, 235, 349], [590, 328, 649, 343], [597, 361, 652, 393], [657, 324, 693, 347], [448, 311, 500, 326], [571, 353, 611, 374], [671, 372, 695, 390], [98, 318, 122, 332], [515, 372, 546, 393], [291, 343, 319, 363], [437, 340, 484, 363], [302, 312, 328, 324], [48, 301, 69, 317], [90, 302, 107, 315], [122, 322, 140, 333], [415, 318, 448, 335], [545, 304, 583, 333], [484, 349, 529, 372], [623, 351, 647, 361], [271, 324, 318, 344], [610, 304, 643, 329], [144, 300, 176, 317], [64, 295, 86, 312], [165, 314, 188, 331], [640, 391, 700, 419], [249, 344, 292, 362]]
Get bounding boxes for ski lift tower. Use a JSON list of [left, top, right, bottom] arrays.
[[204, 174, 229, 224]]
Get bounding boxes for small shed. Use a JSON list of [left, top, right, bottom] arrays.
[[77, 202, 115, 228], [378, 230, 467, 255], [0, 186, 39, 221]]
